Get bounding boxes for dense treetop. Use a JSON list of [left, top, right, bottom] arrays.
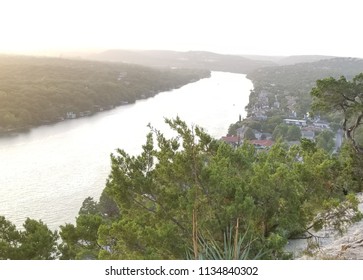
[[311, 73, 363, 152]]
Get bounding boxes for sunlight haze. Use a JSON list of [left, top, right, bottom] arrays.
[[1, 0, 362, 57]]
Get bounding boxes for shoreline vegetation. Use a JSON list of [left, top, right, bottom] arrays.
[[0, 54, 210, 136]]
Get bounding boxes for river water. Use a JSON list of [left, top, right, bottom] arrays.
[[0, 72, 253, 229]]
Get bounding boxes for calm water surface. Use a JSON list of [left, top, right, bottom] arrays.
[[0, 72, 253, 229]]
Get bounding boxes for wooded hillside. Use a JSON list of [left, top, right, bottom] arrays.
[[0, 55, 210, 133]]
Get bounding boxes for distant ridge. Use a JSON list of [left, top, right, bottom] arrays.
[[276, 55, 337, 65], [241, 54, 338, 65], [247, 57, 363, 90], [88, 49, 277, 74]]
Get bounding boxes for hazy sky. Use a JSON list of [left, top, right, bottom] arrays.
[[1, 0, 362, 57]]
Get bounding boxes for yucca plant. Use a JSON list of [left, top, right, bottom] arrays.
[[187, 219, 267, 260]]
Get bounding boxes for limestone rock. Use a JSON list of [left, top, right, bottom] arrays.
[[286, 193, 363, 259]]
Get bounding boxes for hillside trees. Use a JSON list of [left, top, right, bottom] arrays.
[[311, 73, 363, 193], [0, 216, 20, 259], [244, 128, 256, 140], [272, 124, 289, 140], [98, 117, 223, 259], [18, 218, 58, 260], [227, 121, 243, 135], [95, 118, 361, 260], [0, 55, 210, 133], [316, 130, 335, 153], [58, 192, 119, 260], [311, 74, 363, 153], [286, 125, 301, 141], [0, 216, 58, 260]]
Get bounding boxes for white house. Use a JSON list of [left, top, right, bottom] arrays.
[[66, 112, 76, 119], [313, 121, 330, 129], [283, 119, 307, 126]]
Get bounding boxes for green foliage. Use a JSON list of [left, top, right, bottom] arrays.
[[244, 128, 256, 140], [58, 192, 120, 259], [98, 117, 219, 259], [19, 218, 59, 260], [235, 115, 284, 138], [0, 216, 21, 260], [264, 115, 284, 133], [59, 215, 102, 260], [334, 143, 363, 192], [58, 224, 78, 259], [98, 190, 120, 219], [300, 138, 317, 153], [58, 196, 115, 259], [79, 197, 99, 216], [286, 126, 302, 141], [187, 225, 266, 260], [316, 130, 335, 153], [0, 216, 58, 260], [272, 124, 289, 140], [272, 124, 302, 141], [311, 73, 363, 153], [227, 121, 243, 135], [243, 119, 262, 131], [312, 193, 362, 234], [354, 126, 363, 146]]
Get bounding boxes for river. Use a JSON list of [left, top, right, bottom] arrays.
[[0, 71, 253, 229]]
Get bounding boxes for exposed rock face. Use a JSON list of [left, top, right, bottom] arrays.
[[286, 193, 363, 259], [320, 230, 363, 259]]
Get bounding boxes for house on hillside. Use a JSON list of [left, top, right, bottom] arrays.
[[220, 135, 241, 147], [249, 139, 275, 149], [283, 118, 307, 126], [79, 111, 92, 117], [66, 112, 76, 119], [252, 129, 262, 140], [251, 130, 273, 140], [313, 120, 330, 129]]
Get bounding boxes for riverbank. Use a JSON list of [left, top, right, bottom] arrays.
[[0, 76, 211, 138], [1, 94, 152, 137]]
